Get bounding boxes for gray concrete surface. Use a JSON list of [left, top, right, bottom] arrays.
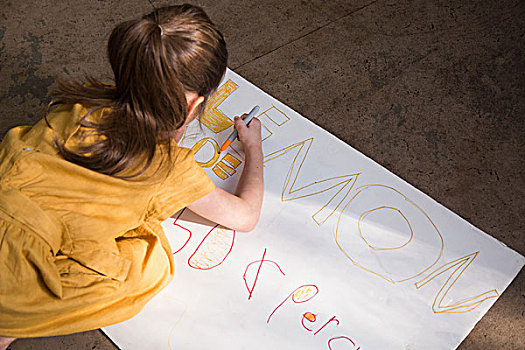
[[1, 0, 523, 349]]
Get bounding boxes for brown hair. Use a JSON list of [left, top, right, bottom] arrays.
[[48, 4, 227, 177]]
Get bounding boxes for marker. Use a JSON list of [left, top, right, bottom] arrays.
[[219, 105, 260, 153]]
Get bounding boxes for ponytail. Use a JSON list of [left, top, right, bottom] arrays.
[[49, 4, 227, 177]]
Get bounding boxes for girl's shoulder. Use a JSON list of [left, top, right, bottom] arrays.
[[0, 103, 90, 158], [59, 104, 112, 152], [16, 103, 110, 154]]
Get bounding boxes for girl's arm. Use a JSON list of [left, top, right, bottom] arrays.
[[187, 115, 263, 232]]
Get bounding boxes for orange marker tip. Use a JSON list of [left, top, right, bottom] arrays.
[[219, 140, 231, 153]]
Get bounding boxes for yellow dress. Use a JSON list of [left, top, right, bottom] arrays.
[[0, 104, 215, 337]]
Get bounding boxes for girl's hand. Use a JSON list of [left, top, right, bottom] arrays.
[[234, 115, 262, 152], [187, 113, 264, 232]]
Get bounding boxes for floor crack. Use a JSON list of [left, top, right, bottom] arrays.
[[232, 0, 381, 71]]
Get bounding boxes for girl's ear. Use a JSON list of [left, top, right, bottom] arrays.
[[186, 94, 205, 123]]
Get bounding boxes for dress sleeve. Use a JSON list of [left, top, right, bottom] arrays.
[[146, 148, 216, 221]]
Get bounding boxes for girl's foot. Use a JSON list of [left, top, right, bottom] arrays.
[[0, 337, 16, 350]]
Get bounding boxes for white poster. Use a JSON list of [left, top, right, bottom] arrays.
[[103, 69, 524, 350]]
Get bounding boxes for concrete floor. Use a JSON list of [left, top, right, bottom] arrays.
[[0, 0, 523, 349]]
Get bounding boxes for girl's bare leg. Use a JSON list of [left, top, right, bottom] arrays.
[[0, 337, 16, 350]]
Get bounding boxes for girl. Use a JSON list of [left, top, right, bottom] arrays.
[[0, 4, 263, 349]]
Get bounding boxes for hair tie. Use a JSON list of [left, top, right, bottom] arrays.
[[158, 24, 164, 36]]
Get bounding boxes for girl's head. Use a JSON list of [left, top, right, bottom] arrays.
[[109, 4, 228, 129], [51, 4, 227, 177]]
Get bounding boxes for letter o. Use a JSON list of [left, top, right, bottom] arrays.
[[335, 185, 443, 283]]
